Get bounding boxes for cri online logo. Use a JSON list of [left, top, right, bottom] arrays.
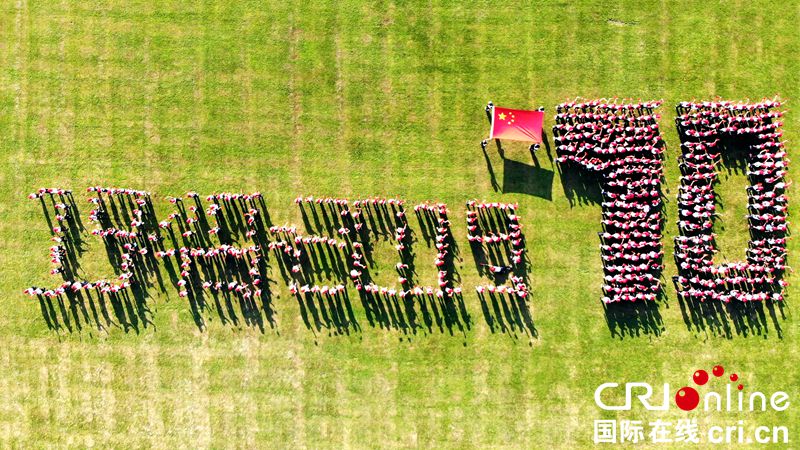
[[595, 365, 790, 412]]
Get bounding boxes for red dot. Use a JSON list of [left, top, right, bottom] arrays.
[[675, 387, 700, 411], [730, 374, 738, 382], [693, 370, 709, 385], [712, 365, 725, 377], [738, 384, 744, 391]]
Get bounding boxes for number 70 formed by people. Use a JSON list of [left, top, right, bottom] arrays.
[[553, 98, 787, 307]]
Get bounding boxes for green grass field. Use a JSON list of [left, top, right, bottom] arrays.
[[1, 0, 799, 448]]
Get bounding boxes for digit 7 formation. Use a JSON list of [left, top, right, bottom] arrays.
[[553, 99, 666, 303]]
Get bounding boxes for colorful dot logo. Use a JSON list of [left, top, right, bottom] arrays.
[[675, 364, 744, 411]]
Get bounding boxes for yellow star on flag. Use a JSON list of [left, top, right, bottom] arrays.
[[498, 113, 506, 120]]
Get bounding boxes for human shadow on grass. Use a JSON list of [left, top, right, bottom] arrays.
[[481, 144, 501, 192], [294, 290, 360, 337], [37, 286, 152, 336], [602, 299, 665, 339], [477, 291, 537, 343], [358, 290, 470, 339], [675, 287, 787, 340], [556, 161, 603, 206]]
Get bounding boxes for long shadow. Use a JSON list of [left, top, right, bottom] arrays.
[[502, 158, 554, 200], [39, 289, 150, 335], [296, 291, 360, 336], [557, 161, 603, 206], [478, 292, 537, 343], [603, 300, 664, 339], [676, 291, 785, 340], [481, 144, 501, 192]]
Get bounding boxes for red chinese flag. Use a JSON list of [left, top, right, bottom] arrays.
[[489, 106, 544, 143]]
